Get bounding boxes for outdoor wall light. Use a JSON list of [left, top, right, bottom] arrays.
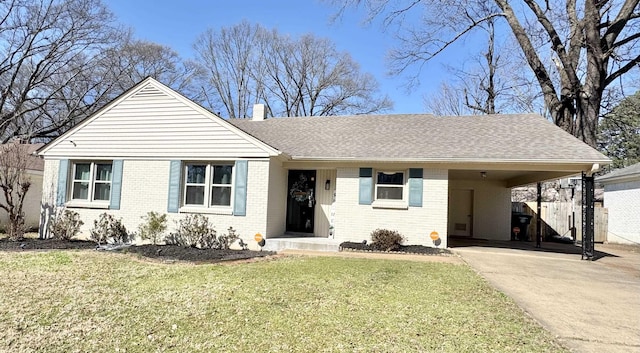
[[480, 171, 487, 179], [325, 180, 331, 190]]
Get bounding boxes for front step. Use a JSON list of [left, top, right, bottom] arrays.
[[262, 237, 341, 252]]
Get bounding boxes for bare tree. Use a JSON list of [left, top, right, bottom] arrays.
[[1, 0, 198, 141], [425, 19, 544, 116], [193, 22, 265, 119], [100, 38, 200, 96], [0, 0, 124, 141], [193, 21, 392, 118], [424, 82, 473, 116], [329, 0, 640, 147], [0, 141, 32, 240]]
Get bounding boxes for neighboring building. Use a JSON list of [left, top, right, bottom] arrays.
[[36, 78, 609, 248], [597, 163, 640, 245], [0, 143, 44, 232]]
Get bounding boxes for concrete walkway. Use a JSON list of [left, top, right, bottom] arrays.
[[454, 243, 640, 353]]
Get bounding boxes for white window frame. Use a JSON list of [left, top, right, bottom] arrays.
[[68, 161, 112, 207], [373, 170, 408, 209], [181, 162, 234, 214]]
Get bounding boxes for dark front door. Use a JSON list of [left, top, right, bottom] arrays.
[[286, 170, 316, 233]]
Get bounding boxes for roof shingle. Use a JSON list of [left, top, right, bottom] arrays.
[[230, 114, 609, 163]]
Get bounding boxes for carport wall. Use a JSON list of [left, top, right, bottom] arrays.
[[448, 179, 512, 240], [332, 166, 449, 247], [40, 158, 277, 247]]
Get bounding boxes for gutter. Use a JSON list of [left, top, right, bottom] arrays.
[[288, 156, 611, 165]]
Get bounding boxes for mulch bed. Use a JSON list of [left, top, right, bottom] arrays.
[[0, 238, 275, 263], [120, 244, 275, 263], [340, 241, 453, 256], [0, 238, 97, 250], [1, 238, 452, 261]]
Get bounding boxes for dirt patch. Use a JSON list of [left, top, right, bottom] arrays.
[[340, 241, 453, 256], [0, 238, 275, 263]]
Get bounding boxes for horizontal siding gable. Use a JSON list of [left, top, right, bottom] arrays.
[[41, 80, 275, 159]]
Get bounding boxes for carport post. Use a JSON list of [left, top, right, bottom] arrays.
[[536, 182, 542, 248], [582, 173, 595, 260]]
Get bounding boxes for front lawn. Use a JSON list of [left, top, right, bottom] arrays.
[[0, 251, 567, 352]]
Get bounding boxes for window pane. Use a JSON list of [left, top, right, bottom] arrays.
[[187, 165, 206, 184], [185, 185, 205, 205], [377, 172, 404, 185], [212, 165, 233, 185], [211, 186, 232, 206], [94, 183, 111, 201], [377, 186, 403, 200], [74, 164, 91, 180], [95, 164, 112, 181], [72, 182, 89, 200]]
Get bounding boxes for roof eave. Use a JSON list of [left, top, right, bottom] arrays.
[[289, 156, 611, 165], [597, 173, 640, 184]]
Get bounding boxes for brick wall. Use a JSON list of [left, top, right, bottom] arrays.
[[41, 159, 271, 249], [333, 167, 449, 247], [449, 179, 512, 240], [604, 180, 640, 244]]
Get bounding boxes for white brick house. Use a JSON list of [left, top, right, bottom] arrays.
[[597, 163, 640, 245], [37, 78, 609, 248]]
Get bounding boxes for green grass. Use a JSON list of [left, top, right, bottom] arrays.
[[0, 251, 567, 352]]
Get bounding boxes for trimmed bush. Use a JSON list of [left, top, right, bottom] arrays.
[[166, 214, 239, 250], [49, 209, 84, 240], [137, 211, 167, 245], [90, 213, 131, 245], [218, 226, 240, 250], [166, 214, 212, 248], [370, 229, 404, 251]]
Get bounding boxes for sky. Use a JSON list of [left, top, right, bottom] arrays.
[[106, 0, 464, 114]]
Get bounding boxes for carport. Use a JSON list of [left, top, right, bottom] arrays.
[[446, 161, 607, 259]]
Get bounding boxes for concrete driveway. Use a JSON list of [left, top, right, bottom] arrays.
[[454, 243, 640, 353]]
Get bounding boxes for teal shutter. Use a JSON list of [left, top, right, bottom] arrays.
[[56, 159, 69, 206], [233, 160, 248, 216], [167, 160, 181, 213], [408, 168, 423, 207], [359, 168, 373, 205], [109, 160, 123, 210]]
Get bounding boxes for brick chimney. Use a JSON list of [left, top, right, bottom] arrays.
[[252, 104, 266, 121]]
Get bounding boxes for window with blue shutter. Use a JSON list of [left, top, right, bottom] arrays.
[[65, 160, 115, 206]]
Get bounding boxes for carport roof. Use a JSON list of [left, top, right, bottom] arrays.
[[230, 113, 609, 164]]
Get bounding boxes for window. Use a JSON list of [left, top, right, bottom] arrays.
[[184, 163, 233, 207], [71, 162, 112, 202], [375, 171, 404, 200]]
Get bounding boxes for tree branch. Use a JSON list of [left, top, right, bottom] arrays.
[[522, 0, 580, 86], [605, 54, 640, 86]]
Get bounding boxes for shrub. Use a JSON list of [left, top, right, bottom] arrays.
[[137, 211, 167, 245], [218, 226, 240, 250], [49, 208, 84, 240], [90, 213, 131, 245], [166, 214, 239, 250], [166, 214, 213, 248], [370, 229, 404, 251]]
